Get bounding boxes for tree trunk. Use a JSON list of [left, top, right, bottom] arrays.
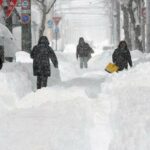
[[109, 0, 115, 45], [122, 5, 132, 49], [140, 0, 145, 52], [128, 0, 143, 51], [146, 0, 150, 52], [115, 0, 120, 46], [39, 10, 46, 37], [37, 0, 57, 38]]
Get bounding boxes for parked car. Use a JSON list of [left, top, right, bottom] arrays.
[[0, 23, 20, 61]]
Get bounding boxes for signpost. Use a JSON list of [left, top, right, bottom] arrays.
[[52, 16, 61, 51], [47, 20, 53, 28], [21, 14, 30, 24], [0, 0, 3, 6], [52, 16, 61, 26], [21, 0, 31, 53], [6, 0, 17, 18], [21, 0, 30, 10]]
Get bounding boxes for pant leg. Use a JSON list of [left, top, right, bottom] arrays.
[[83, 57, 88, 68], [79, 57, 84, 69], [41, 76, 48, 88], [37, 76, 42, 89]]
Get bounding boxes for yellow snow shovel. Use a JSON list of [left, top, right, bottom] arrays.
[[105, 63, 119, 73]]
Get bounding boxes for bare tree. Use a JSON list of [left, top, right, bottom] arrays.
[[121, 4, 132, 49], [105, 0, 120, 46], [114, 0, 121, 46], [119, 0, 145, 51], [146, 0, 150, 52], [35, 0, 57, 37], [128, 0, 143, 51]]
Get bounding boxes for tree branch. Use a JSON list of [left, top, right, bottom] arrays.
[[46, 0, 57, 14]]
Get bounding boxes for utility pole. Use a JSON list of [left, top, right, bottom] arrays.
[[21, 0, 32, 53]]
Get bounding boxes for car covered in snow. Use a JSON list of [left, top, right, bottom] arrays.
[[0, 23, 20, 61]]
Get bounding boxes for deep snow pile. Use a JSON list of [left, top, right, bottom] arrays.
[[0, 63, 32, 99], [0, 51, 61, 117], [0, 70, 111, 150], [0, 48, 149, 150], [0, 49, 112, 150], [98, 52, 150, 150], [0, 87, 93, 150], [0, 62, 32, 117]]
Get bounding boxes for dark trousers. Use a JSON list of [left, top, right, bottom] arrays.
[[37, 75, 48, 89], [79, 57, 88, 69]]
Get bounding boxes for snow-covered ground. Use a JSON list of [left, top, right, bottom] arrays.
[[0, 47, 149, 150]]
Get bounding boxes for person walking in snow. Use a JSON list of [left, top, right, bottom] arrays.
[[112, 41, 132, 71], [0, 45, 4, 70], [76, 37, 94, 69], [31, 36, 58, 89]]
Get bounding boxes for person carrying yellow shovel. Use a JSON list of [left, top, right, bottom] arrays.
[[105, 41, 132, 73]]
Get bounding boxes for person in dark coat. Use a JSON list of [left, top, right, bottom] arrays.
[[0, 45, 4, 70], [31, 36, 58, 89], [76, 37, 94, 69], [112, 41, 132, 71]]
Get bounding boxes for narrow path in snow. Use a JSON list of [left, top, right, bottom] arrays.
[[59, 76, 106, 98], [0, 51, 112, 150]]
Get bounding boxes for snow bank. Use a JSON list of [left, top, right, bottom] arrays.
[[0, 62, 32, 117], [0, 51, 61, 117], [0, 49, 148, 150], [89, 49, 148, 72], [1, 63, 32, 98], [89, 49, 113, 71], [13, 27, 21, 50], [16, 51, 33, 63], [56, 51, 80, 81], [64, 44, 76, 53], [97, 51, 150, 150], [0, 86, 93, 150]]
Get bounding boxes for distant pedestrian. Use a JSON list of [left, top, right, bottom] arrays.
[[0, 45, 4, 70], [76, 37, 94, 69], [31, 36, 58, 89], [112, 41, 132, 71]]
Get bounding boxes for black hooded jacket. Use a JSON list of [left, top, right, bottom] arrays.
[[112, 48, 132, 71], [76, 38, 94, 58], [31, 36, 58, 76]]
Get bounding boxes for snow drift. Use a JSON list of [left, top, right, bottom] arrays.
[[98, 52, 150, 150]]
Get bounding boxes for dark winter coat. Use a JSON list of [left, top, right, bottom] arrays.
[[112, 48, 132, 71], [31, 36, 58, 76], [76, 43, 94, 58]]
